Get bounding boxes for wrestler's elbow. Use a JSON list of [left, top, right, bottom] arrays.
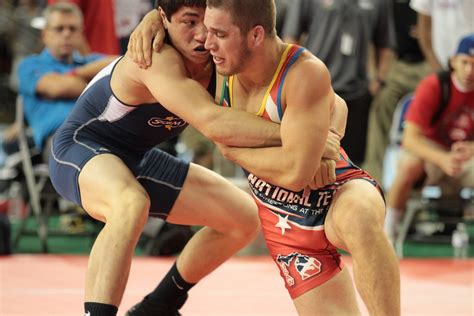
[[281, 162, 318, 192], [200, 114, 234, 144], [192, 108, 221, 141], [200, 121, 221, 142], [280, 174, 307, 192]]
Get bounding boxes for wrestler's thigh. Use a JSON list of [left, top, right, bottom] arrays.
[[79, 154, 148, 222], [166, 163, 258, 229], [293, 267, 360, 316], [324, 179, 385, 251]]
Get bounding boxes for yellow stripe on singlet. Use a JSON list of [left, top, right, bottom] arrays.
[[228, 44, 293, 116], [257, 44, 293, 116]]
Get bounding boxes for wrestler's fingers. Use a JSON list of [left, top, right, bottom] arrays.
[[127, 34, 137, 62], [328, 160, 336, 183], [131, 36, 145, 68], [135, 35, 150, 69], [316, 165, 326, 188], [303, 186, 311, 198], [308, 175, 318, 190], [152, 27, 165, 54], [141, 35, 153, 68], [308, 167, 323, 190], [321, 160, 335, 186]]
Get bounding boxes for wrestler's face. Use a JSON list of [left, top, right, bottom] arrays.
[[43, 11, 83, 61], [204, 7, 252, 76], [451, 54, 474, 90], [163, 6, 209, 64]]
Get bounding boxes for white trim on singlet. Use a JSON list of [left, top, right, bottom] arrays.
[[98, 95, 136, 122], [135, 176, 183, 190], [81, 57, 121, 96], [50, 142, 81, 171], [265, 96, 281, 123], [73, 93, 135, 153], [267, 207, 325, 231], [255, 194, 325, 231], [287, 219, 324, 231], [149, 211, 170, 217], [72, 118, 102, 154]]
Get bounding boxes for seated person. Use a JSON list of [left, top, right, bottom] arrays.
[[16, 2, 116, 162], [385, 34, 474, 242]]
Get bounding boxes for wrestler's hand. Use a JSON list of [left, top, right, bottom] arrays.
[[128, 9, 165, 69], [308, 158, 337, 190], [323, 129, 341, 161]]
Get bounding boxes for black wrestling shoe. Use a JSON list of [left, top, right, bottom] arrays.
[[125, 294, 188, 316]]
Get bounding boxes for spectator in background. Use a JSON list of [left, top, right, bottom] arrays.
[[384, 34, 474, 243], [48, 0, 120, 55], [363, 0, 431, 184], [282, 0, 396, 166], [16, 2, 116, 161], [0, 0, 14, 73], [9, 0, 43, 90], [0, 0, 15, 122], [115, 0, 153, 54], [411, 0, 474, 71], [275, 0, 288, 36]]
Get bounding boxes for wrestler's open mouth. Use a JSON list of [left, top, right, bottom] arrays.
[[194, 46, 208, 52]]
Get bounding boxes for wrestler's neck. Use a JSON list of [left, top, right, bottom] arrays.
[[184, 58, 214, 83], [236, 37, 286, 92]]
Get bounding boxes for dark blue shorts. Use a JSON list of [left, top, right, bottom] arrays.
[[49, 135, 189, 219]]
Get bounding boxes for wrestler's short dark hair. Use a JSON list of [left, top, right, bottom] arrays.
[[156, 0, 206, 20], [207, 0, 276, 37]]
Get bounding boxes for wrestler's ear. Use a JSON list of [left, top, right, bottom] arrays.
[[158, 7, 169, 29], [248, 25, 265, 49]]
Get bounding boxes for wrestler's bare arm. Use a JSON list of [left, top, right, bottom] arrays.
[[322, 94, 347, 161], [331, 95, 347, 139], [137, 46, 281, 147], [128, 9, 165, 68], [219, 59, 333, 191]]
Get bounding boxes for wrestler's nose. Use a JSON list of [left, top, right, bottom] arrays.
[[195, 24, 207, 43]]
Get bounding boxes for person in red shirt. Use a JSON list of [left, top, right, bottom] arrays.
[[385, 34, 474, 242]]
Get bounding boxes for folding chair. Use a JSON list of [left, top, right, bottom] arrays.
[[11, 97, 51, 252], [382, 93, 413, 191]]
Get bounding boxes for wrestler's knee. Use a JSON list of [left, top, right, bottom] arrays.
[[230, 209, 260, 241], [95, 187, 150, 235], [328, 184, 385, 249], [116, 188, 149, 225], [211, 200, 258, 245]]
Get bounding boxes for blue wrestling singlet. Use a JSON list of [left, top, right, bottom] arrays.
[[49, 57, 216, 218]]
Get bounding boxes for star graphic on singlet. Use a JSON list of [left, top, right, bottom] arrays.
[[275, 214, 292, 235]]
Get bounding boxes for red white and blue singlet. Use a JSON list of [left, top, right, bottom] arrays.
[[219, 45, 381, 298]]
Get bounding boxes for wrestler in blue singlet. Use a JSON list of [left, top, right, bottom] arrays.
[[49, 57, 215, 218]]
